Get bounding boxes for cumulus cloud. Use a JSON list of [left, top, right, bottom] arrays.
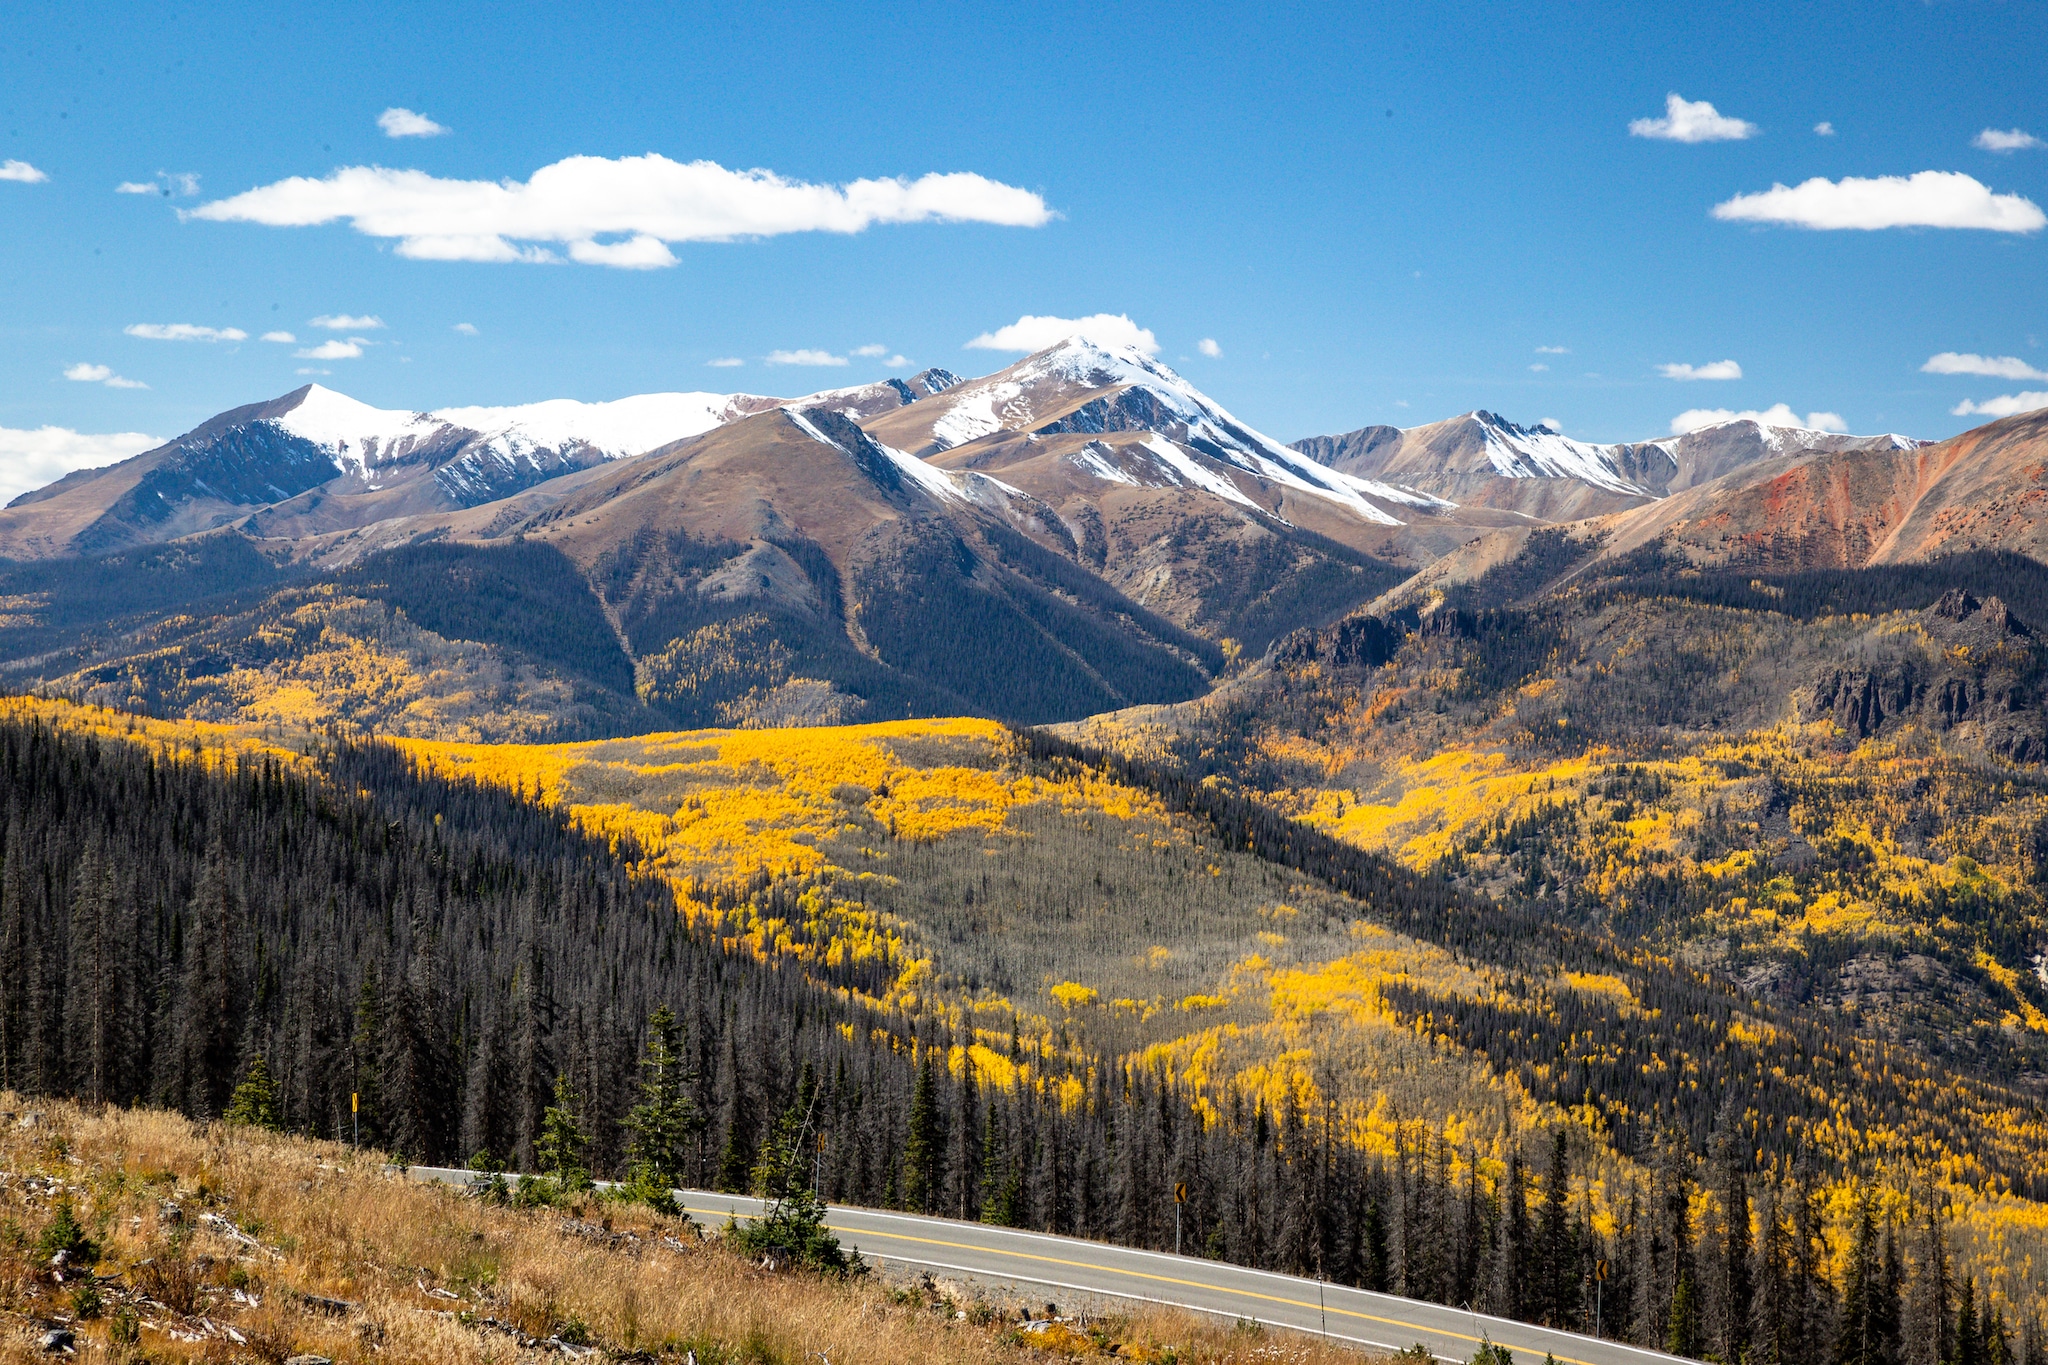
[[766, 349, 847, 366], [1671, 404, 1844, 434], [1658, 359, 1743, 381], [1815, 122, 1836, 137], [378, 107, 449, 139], [1535, 345, 1570, 354], [884, 354, 907, 367], [1952, 392, 2048, 419], [1922, 352, 2048, 381], [0, 160, 48, 183], [63, 363, 148, 390], [310, 313, 384, 330], [1713, 171, 2045, 232], [1629, 94, 1757, 143], [295, 339, 366, 360], [0, 425, 162, 505], [706, 357, 744, 368], [1974, 128, 2044, 153], [125, 323, 248, 343], [852, 344, 889, 358], [1197, 338, 1222, 358], [1538, 419, 1563, 433], [966, 313, 1159, 356], [260, 331, 297, 344], [452, 322, 478, 335], [189, 155, 1054, 268]]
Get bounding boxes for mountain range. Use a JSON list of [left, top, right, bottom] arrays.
[[1, 335, 2039, 736]]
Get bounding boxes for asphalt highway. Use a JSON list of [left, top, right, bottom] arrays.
[[406, 1167, 1688, 1365]]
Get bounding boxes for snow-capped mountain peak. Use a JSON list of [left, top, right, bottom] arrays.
[[1467, 411, 1661, 496]]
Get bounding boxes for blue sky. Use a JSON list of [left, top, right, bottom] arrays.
[[3, 0, 2045, 492]]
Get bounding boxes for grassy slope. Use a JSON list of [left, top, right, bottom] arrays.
[[0, 1097, 1382, 1365]]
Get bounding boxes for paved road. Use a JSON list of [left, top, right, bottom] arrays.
[[406, 1168, 1685, 1365]]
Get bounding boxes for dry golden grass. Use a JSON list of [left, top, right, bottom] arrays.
[[0, 1096, 1389, 1365]]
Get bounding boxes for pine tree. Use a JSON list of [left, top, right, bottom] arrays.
[[1493, 1146, 1530, 1319], [1913, 1198, 1955, 1365], [623, 1005, 700, 1207], [1750, 1182, 1789, 1365], [1539, 1129, 1574, 1327], [1958, 1278, 1982, 1365], [1842, 1201, 1878, 1365], [223, 1054, 281, 1130], [1724, 1159, 1754, 1365], [535, 1071, 592, 1193], [903, 1047, 946, 1214]]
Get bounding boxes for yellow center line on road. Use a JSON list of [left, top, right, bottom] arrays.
[[683, 1205, 1604, 1365]]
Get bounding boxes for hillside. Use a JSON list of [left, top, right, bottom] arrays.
[[0, 1100, 1377, 1365]]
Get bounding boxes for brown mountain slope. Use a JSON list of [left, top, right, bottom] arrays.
[[1292, 411, 1919, 524], [1376, 406, 2048, 606], [211, 405, 1226, 728]]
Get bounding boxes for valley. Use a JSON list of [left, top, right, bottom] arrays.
[[7, 343, 2048, 1363]]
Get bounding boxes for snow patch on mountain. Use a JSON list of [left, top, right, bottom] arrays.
[[1475, 413, 1658, 494], [270, 384, 758, 491], [965, 338, 1442, 526], [436, 392, 754, 458]]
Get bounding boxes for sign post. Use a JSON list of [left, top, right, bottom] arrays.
[[1173, 1182, 1188, 1256], [1595, 1257, 1609, 1338], [351, 1091, 359, 1149]]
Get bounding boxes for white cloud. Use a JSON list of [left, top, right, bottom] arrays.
[[1974, 128, 2044, 154], [1922, 352, 2048, 381], [1529, 363, 1549, 372], [706, 357, 744, 368], [1538, 419, 1563, 433], [63, 363, 148, 390], [295, 367, 332, 376], [378, 107, 449, 139], [966, 313, 1159, 356], [124, 322, 248, 343], [0, 160, 48, 184], [1671, 404, 1844, 434], [260, 331, 297, 344], [117, 172, 200, 197], [1713, 171, 2045, 232], [190, 154, 1054, 267], [310, 313, 384, 330], [0, 425, 162, 504], [567, 235, 675, 268], [295, 339, 366, 360], [1814, 122, 1836, 137], [1952, 392, 2048, 419], [452, 322, 478, 335], [1197, 337, 1222, 358], [1629, 94, 1757, 143], [1534, 345, 1570, 354], [884, 354, 907, 367], [1657, 359, 1743, 381], [852, 344, 889, 358], [766, 349, 847, 366]]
